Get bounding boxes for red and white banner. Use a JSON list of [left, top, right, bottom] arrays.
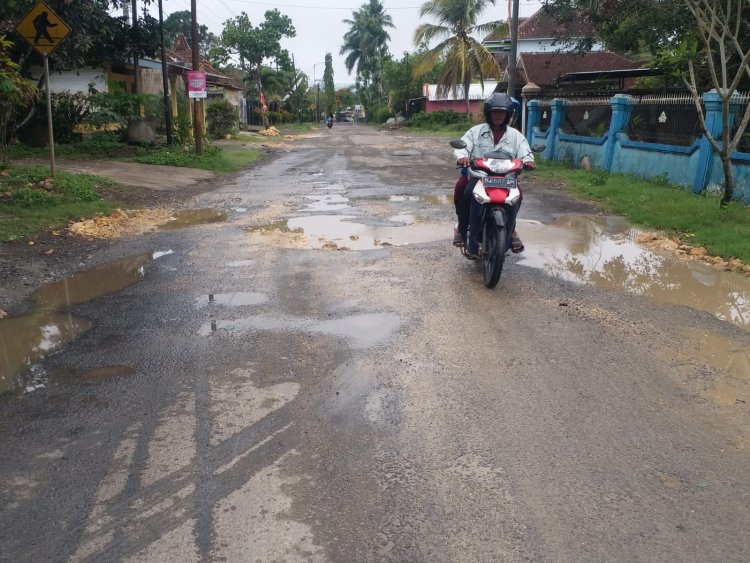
[[187, 71, 207, 99]]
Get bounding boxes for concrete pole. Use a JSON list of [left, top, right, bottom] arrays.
[[191, 0, 203, 155], [507, 0, 519, 97]]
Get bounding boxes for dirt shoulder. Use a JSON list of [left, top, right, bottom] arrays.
[[0, 156, 236, 317]]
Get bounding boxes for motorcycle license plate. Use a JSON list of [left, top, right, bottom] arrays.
[[483, 177, 516, 188]]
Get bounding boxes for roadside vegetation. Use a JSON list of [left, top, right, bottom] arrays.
[[535, 160, 750, 264], [1, 127, 283, 242], [0, 167, 119, 241]]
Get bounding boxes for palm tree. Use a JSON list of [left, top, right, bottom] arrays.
[[340, 0, 395, 102], [413, 0, 506, 119]]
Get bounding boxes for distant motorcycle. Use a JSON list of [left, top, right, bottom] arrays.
[[326, 116, 333, 129], [450, 139, 544, 288]]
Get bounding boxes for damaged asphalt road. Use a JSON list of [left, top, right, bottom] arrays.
[[1, 123, 749, 562]]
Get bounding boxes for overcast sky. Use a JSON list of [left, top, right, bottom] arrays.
[[149, 0, 543, 87]]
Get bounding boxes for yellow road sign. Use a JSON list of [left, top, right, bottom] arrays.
[[15, 1, 71, 56]]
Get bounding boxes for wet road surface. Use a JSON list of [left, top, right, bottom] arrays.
[[1, 123, 749, 562]]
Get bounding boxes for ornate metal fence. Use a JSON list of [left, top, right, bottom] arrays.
[[559, 98, 612, 137], [626, 94, 704, 146], [732, 92, 750, 153]]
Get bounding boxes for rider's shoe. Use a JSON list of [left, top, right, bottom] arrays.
[[453, 226, 465, 247]]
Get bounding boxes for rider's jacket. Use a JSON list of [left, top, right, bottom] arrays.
[[453, 123, 534, 165]]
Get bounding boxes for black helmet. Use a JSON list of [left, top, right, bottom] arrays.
[[483, 93, 515, 125]]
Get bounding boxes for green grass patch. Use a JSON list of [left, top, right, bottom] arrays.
[[8, 134, 135, 160], [0, 167, 119, 241], [128, 145, 263, 173], [536, 160, 750, 263], [275, 123, 316, 134]]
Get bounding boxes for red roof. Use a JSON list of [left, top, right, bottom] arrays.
[[518, 51, 642, 87]]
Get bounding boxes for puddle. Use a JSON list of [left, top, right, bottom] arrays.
[[158, 209, 229, 230], [389, 194, 452, 205], [279, 215, 451, 250], [518, 216, 750, 330], [198, 312, 400, 349], [0, 313, 93, 394], [196, 292, 268, 307], [30, 254, 151, 310], [1, 253, 158, 395], [302, 194, 351, 212], [310, 181, 346, 191]]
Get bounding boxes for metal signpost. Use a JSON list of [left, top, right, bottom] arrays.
[[15, 1, 72, 177]]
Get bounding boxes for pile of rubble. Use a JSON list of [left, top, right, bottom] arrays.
[[259, 127, 281, 137], [68, 208, 174, 239], [635, 232, 750, 276]]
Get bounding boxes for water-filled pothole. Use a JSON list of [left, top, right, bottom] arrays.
[[0, 253, 163, 395], [267, 215, 452, 250], [158, 209, 229, 230], [518, 215, 750, 329]]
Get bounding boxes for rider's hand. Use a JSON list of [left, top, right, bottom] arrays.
[[457, 157, 469, 167], [523, 161, 537, 171]]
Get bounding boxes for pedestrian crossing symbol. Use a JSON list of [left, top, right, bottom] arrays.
[[15, 1, 72, 56]]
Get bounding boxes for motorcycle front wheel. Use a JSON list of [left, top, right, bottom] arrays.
[[483, 224, 507, 288]]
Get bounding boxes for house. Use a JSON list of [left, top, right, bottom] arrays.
[[483, 6, 604, 57], [28, 34, 245, 123], [421, 81, 499, 116], [483, 6, 646, 97], [165, 35, 246, 122]]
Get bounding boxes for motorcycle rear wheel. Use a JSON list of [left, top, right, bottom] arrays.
[[483, 225, 507, 288]]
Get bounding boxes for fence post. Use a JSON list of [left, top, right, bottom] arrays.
[[693, 90, 724, 193], [545, 98, 566, 160], [602, 94, 634, 172], [526, 99, 541, 141]]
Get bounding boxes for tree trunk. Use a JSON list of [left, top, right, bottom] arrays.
[[464, 77, 471, 121], [720, 155, 734, 207], [257, 63, 269, 129]]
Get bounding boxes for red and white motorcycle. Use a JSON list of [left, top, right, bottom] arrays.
[[450, 139, 544, 288]]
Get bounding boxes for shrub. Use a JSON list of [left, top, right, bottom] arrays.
[[409, 110, 472, 129], [206, 99, 238, 139], [9, 187, 56, 207]]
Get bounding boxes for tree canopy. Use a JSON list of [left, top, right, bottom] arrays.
[[340, 0, 394, 104], [412, 0, 504, 117]]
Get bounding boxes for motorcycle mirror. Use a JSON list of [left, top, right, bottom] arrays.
[[531, 144, 546, 153], [449, 140, 467, 149]]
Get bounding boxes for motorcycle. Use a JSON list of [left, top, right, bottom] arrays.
[[449, 139, 544, 288], [326, 116, 333, 129]]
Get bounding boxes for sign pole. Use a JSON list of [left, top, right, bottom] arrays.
[[43, 52, 56, 177]]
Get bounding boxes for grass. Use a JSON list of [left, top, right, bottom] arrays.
[[1, 136, 265, 241], [0, 167, 120, 241], [128, 144, 263, 173], [535, 159, 750, 263], [9, 136, 264, 174]]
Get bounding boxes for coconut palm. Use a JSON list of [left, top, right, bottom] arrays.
[[413, 0, 506, 119], [340, 0, 394, 102]]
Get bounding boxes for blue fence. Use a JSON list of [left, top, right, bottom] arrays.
[[526, 90, 750, 203]]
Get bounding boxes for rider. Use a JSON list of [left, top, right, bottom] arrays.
[[453, 92, 535, 255]]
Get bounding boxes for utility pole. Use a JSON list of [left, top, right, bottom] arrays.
[[191, 0, 203, 155], [158, 0, 173, 145], [131, 0, 139, 94], [507, 0, 519, 97]]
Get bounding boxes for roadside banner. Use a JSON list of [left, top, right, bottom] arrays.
[[187, 71, 207, 99]]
